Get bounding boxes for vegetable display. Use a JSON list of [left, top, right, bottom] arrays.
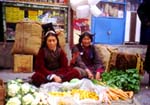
[[101, 68, 141, 92], [5, 78, 135, 105]]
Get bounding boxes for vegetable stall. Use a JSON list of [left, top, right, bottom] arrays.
[[4, 68, 140, 105]]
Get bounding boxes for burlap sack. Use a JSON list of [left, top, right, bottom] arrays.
[[108, 52, 137, 71], [56, 29, 66, 52], [11, 20, 42, 55], [95, 44, 144, 74], [107, 52, 144, 74], [95, 44, 118, 71]]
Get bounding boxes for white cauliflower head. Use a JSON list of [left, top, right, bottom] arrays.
[[7, 83, 20, 97], [6, 97, 21, 105], [21, 83, 31, 95], [22, 93, 35, 105]]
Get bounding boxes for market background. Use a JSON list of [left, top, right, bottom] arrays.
[[0, 0, 150, 105], [1, 44, 150, 105]]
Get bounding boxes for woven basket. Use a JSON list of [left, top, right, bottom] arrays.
[[0, 79, 5, 105]]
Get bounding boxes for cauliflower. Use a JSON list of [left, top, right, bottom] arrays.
[[15, 79, 23, 83], [6, 97, 21, 105], [31, 97, 40, 105], [34, 92, 49, 105], [21, 83, 31, 95], [7, 83, 20, 97], [6, 79, 49, 105], [22, 93, 35, 105]]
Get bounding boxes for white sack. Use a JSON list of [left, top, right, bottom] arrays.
[[90, 5, 102, 17], [88, 0, 100, 5], [76, 5, 90, 18], [70, 0, 88, 11]]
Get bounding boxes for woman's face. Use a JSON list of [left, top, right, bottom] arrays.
[[81, 35, 91, 47], [46, 35, 57, 50]]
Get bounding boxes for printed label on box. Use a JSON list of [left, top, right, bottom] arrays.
[[14, 54, 33, 73]]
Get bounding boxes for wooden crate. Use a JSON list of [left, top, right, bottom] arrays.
[[14, 54, 33, 73], [0, 79, 5, 105], [0, 101, 5, 105]]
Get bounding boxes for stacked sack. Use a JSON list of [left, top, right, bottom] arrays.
[[11, 19, 42, 73], [11, 20, 66, 73]]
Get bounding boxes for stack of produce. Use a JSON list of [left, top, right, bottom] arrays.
[[49, 89, 99, 100], [92, 79, 134, 104], [5, 78, 135, 105]]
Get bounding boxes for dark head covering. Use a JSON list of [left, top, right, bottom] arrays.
[[143, 0, 150, 3], [41, 30, 60, 48], [78, 31, 94, 44], [42, 22, 56, 35]]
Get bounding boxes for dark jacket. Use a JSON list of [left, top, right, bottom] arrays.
[[137, 1, 150, 44], [137, 1, 150, 72], [71, 44, 104, 74]]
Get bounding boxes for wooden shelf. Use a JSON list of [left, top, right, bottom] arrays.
[[2, 0, 69, 10]]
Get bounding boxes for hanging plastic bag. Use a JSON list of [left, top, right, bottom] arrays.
[[88, 0, 100, 5], [76, 5, 90, 18], [70, 0, 88, 11], [90, 5, 102, 17]]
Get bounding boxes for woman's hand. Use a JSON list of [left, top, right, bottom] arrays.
[[85, 69, 94, 79], [53, 75, 62, 83], [95, 72, 101, 80]]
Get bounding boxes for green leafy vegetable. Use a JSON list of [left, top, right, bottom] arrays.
[[101, 69, 141, 93]]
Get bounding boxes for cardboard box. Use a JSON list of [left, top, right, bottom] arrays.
[[14, 54, 33, 73], [0, 79, 5, 105]]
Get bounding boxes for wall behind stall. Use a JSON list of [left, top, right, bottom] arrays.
[[0, 43, 14, 69], [73, 18, 91, 45], [0, 3, 4, 41], [124, 11, 141, 43], [124, 0, 142, 44]]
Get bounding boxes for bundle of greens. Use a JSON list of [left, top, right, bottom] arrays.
[[101, 69, 141, 93]]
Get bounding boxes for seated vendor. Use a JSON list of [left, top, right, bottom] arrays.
[[31, 31, 81, 87], [71, 31, 104, 80]]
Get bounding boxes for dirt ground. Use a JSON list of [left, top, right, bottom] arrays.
[[134, 72, 150, 105]]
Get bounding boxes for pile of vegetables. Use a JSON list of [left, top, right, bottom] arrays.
[[49, 89, 99, 100], [106, 87, 133, 101], [5, 78, 136, 105], [6, 79, 50, 105], [101, 68, 141, 93], [92, 79, 134, 103]]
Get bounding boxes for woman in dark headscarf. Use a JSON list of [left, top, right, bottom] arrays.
[[31, 31, 81, 87], [137, 0, 150, 85], [71, 31, 104, 80]]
